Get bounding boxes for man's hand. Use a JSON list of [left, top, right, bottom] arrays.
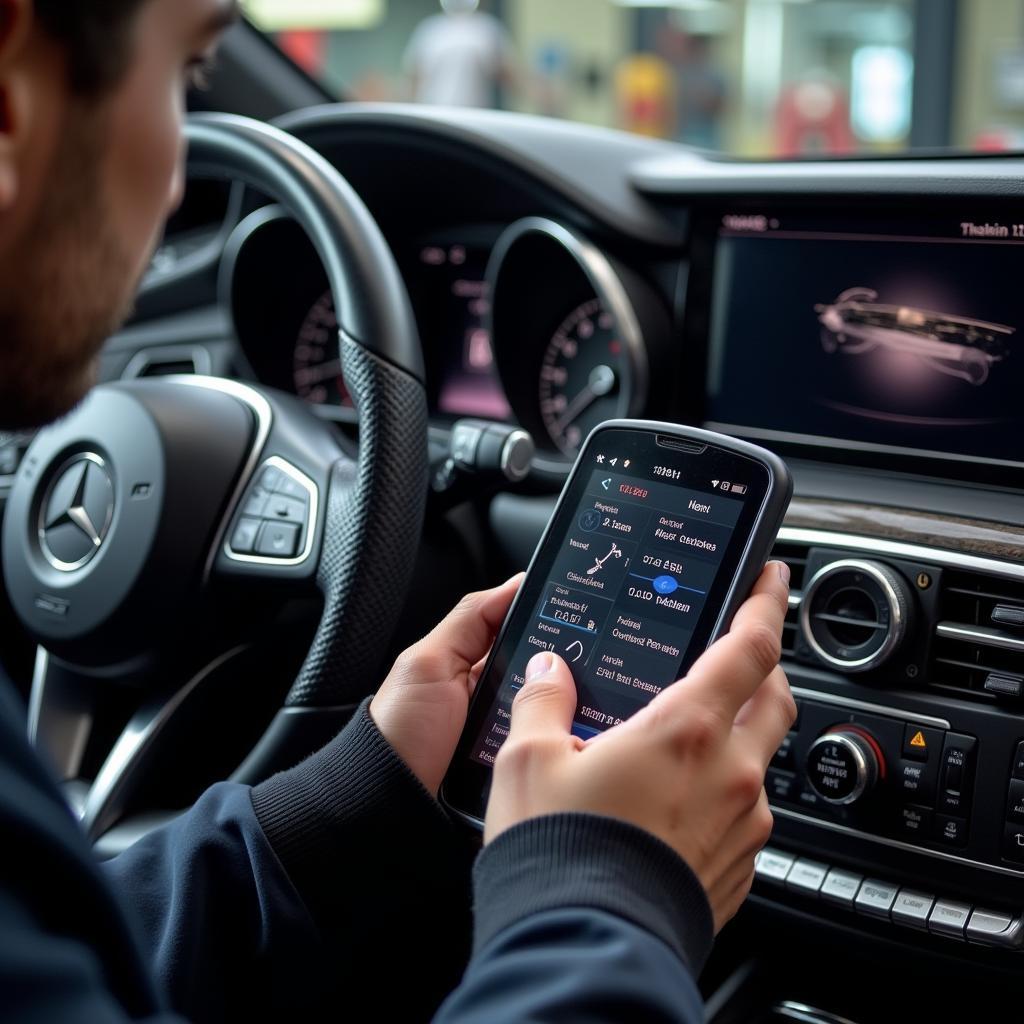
[[484, 561, 795, 934], [370, 574, 523, 797]]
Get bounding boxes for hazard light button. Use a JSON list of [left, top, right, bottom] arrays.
[[903, 724, 943, 762]]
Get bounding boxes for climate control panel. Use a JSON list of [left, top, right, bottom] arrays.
[[769, 694, 978, 853]]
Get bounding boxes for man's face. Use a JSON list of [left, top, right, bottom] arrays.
[[0, 0, 236, 429]]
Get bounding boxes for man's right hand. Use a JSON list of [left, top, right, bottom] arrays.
[[484, 561, 796, 934]]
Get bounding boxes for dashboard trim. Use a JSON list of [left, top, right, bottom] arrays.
[[707, 422, 1024, 476], [771, 805, 1024, 880], [789, 686, 950, 731], [776, 526, 1024, 582]]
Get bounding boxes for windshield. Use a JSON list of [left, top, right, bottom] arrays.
[[243, 1, 1018, 158]]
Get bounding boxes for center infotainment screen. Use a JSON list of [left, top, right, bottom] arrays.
[[706, 210, 1024, 464]]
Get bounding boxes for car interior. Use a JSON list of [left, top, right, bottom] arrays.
[[4, 6, 1024, 1021]]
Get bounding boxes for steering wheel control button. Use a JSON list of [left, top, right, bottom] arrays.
[[224, 459, 318, 567], [934, 814, 968, 848], [927, 900, 972, 940], [264, 494, 307, 525], [259, 465, 285, 492], [903, 725, 941, 762], [230, 518, 262, 555], [799, 559, 911, 672], [275, 474, 311, 502], [806, 730, 881, 805], [820, 869, 863, 908], [242, 486, 271, 518], [891, 890, 936, 930], [785, 859, 829, 896], [854, 879, 899, 918], [754, 848, 795, 884], [256, 522, 301, 559]]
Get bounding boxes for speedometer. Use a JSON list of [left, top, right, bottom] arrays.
[[539, 299, 628, 456], [293, 289, 350, 406]]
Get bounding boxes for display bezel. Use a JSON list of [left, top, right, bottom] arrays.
[[682, 199, 1024, 487], [441, 420, 785, 826]]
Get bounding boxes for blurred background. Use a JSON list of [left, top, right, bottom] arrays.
[[243, 0, 1024, 157]]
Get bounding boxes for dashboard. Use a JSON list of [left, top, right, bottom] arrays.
[[26, 102, 1024, 1018]]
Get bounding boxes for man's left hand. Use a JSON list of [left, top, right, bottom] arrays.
[[370, 575, 523, 797]]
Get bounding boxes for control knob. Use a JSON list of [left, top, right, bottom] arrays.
[[805, 728, 884, 805]]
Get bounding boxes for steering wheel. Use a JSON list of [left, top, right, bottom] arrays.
[[1, 114, 428, 845]]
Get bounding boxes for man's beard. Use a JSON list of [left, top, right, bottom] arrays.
[[0, 107, 142, 431]]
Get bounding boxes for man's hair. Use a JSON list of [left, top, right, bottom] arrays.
[[33, 0, 149, 94]]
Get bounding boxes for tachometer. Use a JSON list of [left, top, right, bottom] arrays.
[[293, 289, 350, 406], [539, 299, 627, 455]]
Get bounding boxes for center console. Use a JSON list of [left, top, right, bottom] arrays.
[[677, 199, 1024, 961]]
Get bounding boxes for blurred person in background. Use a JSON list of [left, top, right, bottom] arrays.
[[673, 33, 727, 150], [404, 0, 517, 109]]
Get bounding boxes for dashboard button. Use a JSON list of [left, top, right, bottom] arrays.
[[767, 768, 798, 803], [1013, 740, 1024, 781], [898, 804, 932, 838], [754, 848, 794, 884], [938, 733, 976, 816], [934, 814, 968, 848], [230, 517, 261, 554], [1001, 822, 1024, 865], [786, 859, 828, 895], [256, 522, 301, 559], [1007, 780, 1024, 823], [983, 673, 1023, 698], [896, 758, 938, 804], [820, 868, 862, 908], [928, 900, 971, 940], [966, 908, 1017, 946], [903, 724, 941, 762], [854, 879, 898, 918], [772, 733, 795, 769], [892, 889, 935, 930]]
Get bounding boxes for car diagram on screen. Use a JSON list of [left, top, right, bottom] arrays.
[[814, 287, 1014, 385]]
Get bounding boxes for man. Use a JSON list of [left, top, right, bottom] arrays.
[[0, 1, 796, 1020], [403, 0, 516, 110]]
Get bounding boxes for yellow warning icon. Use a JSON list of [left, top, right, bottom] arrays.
[[910, 730, 927, 749]]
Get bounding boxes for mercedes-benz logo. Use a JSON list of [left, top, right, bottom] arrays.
[[38, 453, 115, 571]]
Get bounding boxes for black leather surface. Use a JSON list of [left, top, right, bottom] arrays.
[[286, 335, 428, 706]]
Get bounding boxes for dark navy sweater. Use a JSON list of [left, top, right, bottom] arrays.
[[0, 679, 711, 1022]]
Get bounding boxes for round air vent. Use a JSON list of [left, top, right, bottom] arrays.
[[799, 559, 910, 673]]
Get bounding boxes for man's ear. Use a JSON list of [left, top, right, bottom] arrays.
[[0, 0, 34, 212]]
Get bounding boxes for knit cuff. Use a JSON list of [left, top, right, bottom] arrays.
[[251, 698, 458, 911], [472, 813, 714, 974]]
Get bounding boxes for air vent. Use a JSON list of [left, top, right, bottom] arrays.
[[929, 569, 1024, 701], [771, 541, 808, 657], [122, 346, 211, 380]]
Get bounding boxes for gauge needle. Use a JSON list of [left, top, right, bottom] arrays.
[[552, 364, 617, 434], [295, 357, 343, 386]]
